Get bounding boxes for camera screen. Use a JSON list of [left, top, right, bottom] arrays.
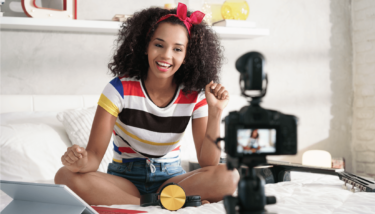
[[237, 129, 276, 154]]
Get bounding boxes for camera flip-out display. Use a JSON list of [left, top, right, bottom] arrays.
[[237, 128, 276, 154]]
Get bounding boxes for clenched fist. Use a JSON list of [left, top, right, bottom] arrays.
[[61, 144, 88, 172], [205, 81, 230, 112]]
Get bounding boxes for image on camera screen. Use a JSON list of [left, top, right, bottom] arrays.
[[237, 129, 276, 154]]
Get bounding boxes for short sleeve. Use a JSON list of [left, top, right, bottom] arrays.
[[192, 91, 208, 119], [98, 77, 124, 117]]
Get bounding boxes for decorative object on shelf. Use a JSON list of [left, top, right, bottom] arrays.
[[112, 14, 133, 22], [221, 0, 249, 20], [201, 0, 212, 25], [209, 2, 223, 23], [21, 0, 77, 20], [200, 0, 223, 26], [212, 19, 255, 28], [1, 0, 28, 17], [164, 3, 175, 10], [0, 0, 4, 17]]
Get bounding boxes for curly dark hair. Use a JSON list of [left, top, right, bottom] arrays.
[[108, 7, 223, 93]]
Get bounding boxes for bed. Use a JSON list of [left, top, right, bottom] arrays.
[[1, 95, 375, 214]]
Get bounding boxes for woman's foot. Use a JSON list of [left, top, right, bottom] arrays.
[[201, 200, 210, 205]]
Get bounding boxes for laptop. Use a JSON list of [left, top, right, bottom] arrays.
[[0, 180, 98, 214]]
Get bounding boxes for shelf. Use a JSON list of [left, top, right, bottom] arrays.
[[0, 17, 122, 34], [212, 26, 269, 39], [0, 17, 269, 39]]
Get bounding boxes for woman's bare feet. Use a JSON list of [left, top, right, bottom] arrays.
[[201, 200, 210, 205]]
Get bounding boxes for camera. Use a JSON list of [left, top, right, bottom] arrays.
[[221, 52, 298, 214], [224, 52, 297, 159], [224, 104, 298, 158]]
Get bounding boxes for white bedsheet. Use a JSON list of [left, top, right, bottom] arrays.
[[1, 171, 374, 214]]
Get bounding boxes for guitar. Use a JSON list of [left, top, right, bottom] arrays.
[[266, 160, 375, 193], [337, 171, 375, 192]]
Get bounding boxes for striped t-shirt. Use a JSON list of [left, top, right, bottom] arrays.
[[98, 76, 208, 164]]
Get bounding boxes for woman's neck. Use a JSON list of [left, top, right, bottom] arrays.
[[143, 74, 176, 96]]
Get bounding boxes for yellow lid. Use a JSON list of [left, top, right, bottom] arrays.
[[164, 3, 175, 9], [160, 184, 186, 210]]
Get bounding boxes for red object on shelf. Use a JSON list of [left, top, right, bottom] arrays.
[[91, 206, 148, 214]]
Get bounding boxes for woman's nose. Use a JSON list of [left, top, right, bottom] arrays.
[[161, 48, 173, 59]]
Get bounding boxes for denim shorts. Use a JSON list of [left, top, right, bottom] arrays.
[[107, 159, 186, 195]]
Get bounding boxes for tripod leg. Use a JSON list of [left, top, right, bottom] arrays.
[[223, 195, 238, 214], [270, 166, 291, 183]]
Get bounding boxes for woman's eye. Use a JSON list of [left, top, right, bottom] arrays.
[[155, 44, 162, 48], [174, 48, 182, 52]]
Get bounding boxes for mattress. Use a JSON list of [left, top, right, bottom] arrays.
[[1, 106, 374, 214], [2, 171, 374, 214]]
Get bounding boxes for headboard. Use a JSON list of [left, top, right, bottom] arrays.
[[0, 94, 249, 115], [0, 95, 100, 114]]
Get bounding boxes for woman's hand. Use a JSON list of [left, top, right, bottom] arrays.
[[61, 144, 88, 172], [205, 81, 230, 112]]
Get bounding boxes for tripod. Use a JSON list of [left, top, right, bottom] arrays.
[[223, 156, 276, 214]]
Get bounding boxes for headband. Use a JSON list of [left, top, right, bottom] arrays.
[[155, 2, 205, 35]]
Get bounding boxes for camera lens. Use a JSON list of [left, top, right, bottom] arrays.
[[254, 58, 259, 62]]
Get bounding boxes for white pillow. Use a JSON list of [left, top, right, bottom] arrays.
[[57, 106, 113, 173], [0, 123, 67, 182], [0, 111, 72, 148]]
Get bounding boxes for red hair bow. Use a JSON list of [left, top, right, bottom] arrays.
[[156, 2, 205, 35]]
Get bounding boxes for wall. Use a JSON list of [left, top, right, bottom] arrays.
[[351, 0, 375, 177], [0, 0, 183, 95], [219, 0, 353, 172], [1, 0, 355, 172]]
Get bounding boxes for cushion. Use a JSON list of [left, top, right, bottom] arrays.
[[57, 106, 113, 173], [0, 111, 71, 147], [0, 123, 67, 182]]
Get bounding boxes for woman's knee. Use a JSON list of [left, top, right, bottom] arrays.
[[54, 166, 83, 190], [55, 166, 69, 184]]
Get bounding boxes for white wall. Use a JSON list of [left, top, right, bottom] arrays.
[[219, 0, 353, 172], [351, 0, 375, 177], [1, 0, 356, 172]]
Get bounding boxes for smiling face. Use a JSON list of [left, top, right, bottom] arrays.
[[146, 22, 189, 80]]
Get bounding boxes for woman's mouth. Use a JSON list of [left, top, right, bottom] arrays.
[[156, 61, 172, 72]]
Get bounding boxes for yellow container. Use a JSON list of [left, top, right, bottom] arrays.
[[221, 0, 249, 20], [164, 3, 175, 9], [211, 4, 223, 23]]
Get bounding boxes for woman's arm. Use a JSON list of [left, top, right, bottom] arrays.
[[192, 81, 229, 167], [192, 109, 222, 167], [70, 106, 117, 173]]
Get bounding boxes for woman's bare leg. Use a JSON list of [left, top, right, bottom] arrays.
[[54, 166, 140, 205], [157, 164, 240, 203]]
